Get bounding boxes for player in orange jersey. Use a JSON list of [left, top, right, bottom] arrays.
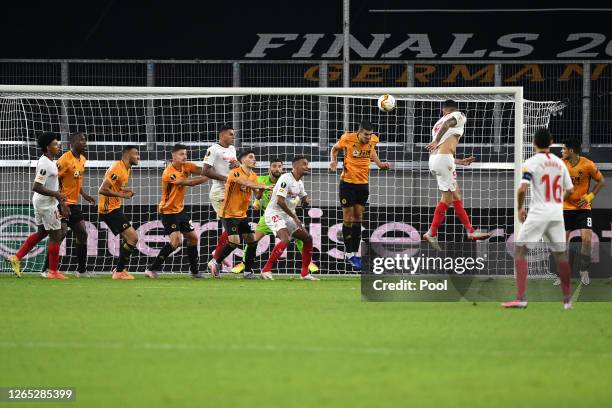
[[40, 132, 96, 278], [98, 146, 140, 280], [144, 144, 208, 279], [559, 138, 605, 285], [207, 150, 272, 278], [330, 119, 389, 271]]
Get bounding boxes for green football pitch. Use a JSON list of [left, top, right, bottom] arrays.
[[1, 274, 611, 408]]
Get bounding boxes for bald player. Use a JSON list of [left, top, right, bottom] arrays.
[[559, 138, 605, 286], [145, 144, 208, 279], [330, 119, 389, 271]]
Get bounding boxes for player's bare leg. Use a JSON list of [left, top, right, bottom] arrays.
[[578, 229, 592, 285], [262, 229, 291, 280], [502, 244, 529, 308], [9, 225, 49, 277], [113, 227, 138, 280], [554, 229, 591, 286]]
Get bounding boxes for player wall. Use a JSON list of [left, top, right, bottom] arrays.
[[2, 204, 612, 275]]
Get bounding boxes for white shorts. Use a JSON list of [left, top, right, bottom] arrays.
[[429, 154, 457, 192], [265, 213, 299, 236], [34, 205, 62, 231], [209, 188, 225, 219], [516, 218, 566, 252]]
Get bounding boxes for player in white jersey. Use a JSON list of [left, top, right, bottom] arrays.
[[202, 124, 239, 267], [7, 133, 70, 279], [261, 156, 318, 280], [424, 99, 489, 250], [502, 129, 575, 310]]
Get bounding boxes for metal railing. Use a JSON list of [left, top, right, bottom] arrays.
[[1, 59, 611, 150]]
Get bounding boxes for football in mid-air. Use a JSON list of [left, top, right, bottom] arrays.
[[377, 94, 396, 112]]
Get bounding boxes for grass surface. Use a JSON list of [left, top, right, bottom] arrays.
[[1, 274, 611, 408]]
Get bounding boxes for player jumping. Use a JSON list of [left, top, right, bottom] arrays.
[[8, 133, 70, 279], [231, 158, 319, 275], [330, 120, 389, 271], [503, 129, 574, 309], [425, 99, 489, 250], [208, 150, 272, 278], [261, 156, 317, 280], [40, 132, 96, 278], [144, 144, 209, 279], [556, 138, 605, 286], [98, 146, 140, 280]]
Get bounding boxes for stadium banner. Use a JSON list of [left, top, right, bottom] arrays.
[[4, 3, 611, 60], [1, 204, 612, 284]]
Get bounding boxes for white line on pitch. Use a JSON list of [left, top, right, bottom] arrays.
[[0, 341, 611, 360]]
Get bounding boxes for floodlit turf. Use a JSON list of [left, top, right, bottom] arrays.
[[1, 274, 612, 408]]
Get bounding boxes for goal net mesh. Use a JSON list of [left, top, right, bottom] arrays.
[[0, 90, 563, 276]]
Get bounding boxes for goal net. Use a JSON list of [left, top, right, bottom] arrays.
[[0, 86, 564, 277]]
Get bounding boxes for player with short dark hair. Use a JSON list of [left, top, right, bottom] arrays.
[[207, 151, 272, 278], [98, 145, 140, 280], [231, 158, 319, 275], [424, 99, 489, 250], [40, 132, 96, 278], [261, 156, 318, 280], [144, 144, 209, 279], [8, 132, 69, 279], [330, 119, 390, 271], [503, 128, 575, 309], [558, 137, 605, 285], [203, 125, 240, 269]]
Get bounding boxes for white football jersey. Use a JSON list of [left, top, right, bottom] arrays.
[[521, 152, 573, 221], [32, 155, 59, 209], [431, 111, 467, 150], [203, 143, 237, 193], [264, 172, 307, 218]]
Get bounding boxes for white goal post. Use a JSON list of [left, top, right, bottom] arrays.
[[0, 85, 563, 276]]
